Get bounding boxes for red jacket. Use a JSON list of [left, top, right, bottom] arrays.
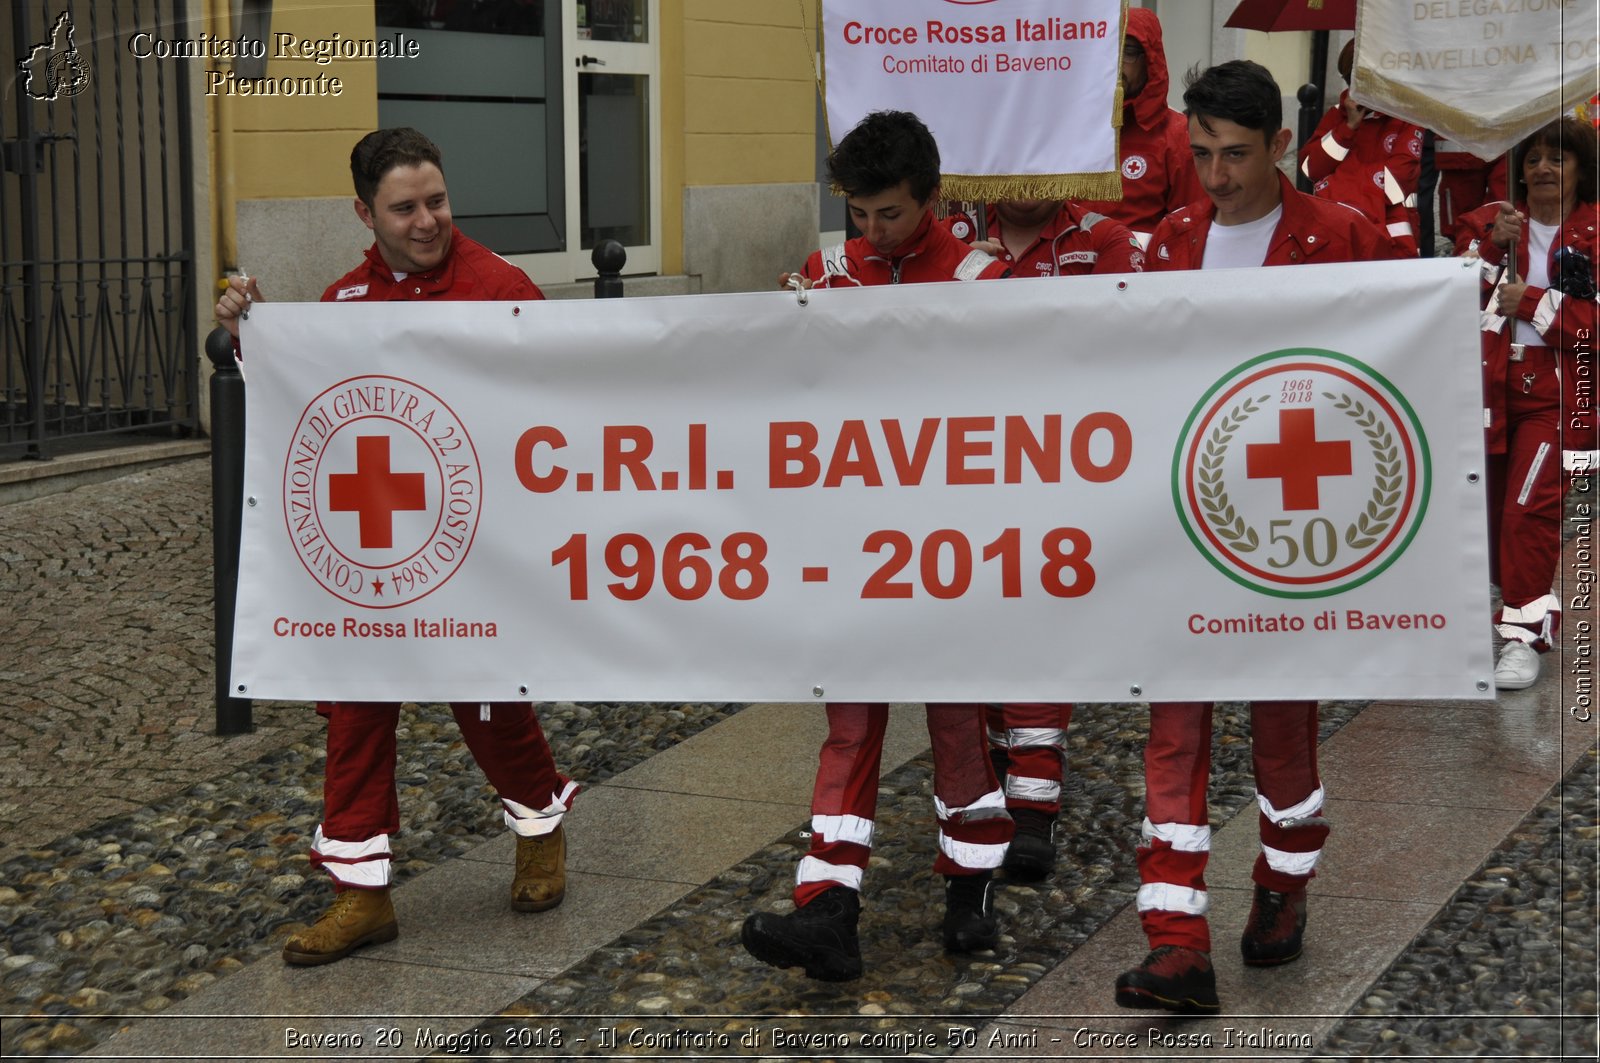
[[1455, 199, 1600, 453], [1147, 172, 1397, 271], [322, 227, 543, 303], [948, 202, 1145, 276], [1075, 7, 1202, 240], [1299, 92, 1424, 255], [802, 212, 1008, 287]]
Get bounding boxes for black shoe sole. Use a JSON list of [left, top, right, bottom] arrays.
[[740, 917, 863, 982], [282, 920, 399, 967], [510, 888, 565, 913], [944, 931, 1000, 953], [1114, 983, 1221, 1015], [1241, 944, 1303, 967], [943, 920, 1000, 953]]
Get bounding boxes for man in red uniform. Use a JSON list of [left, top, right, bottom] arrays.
[[1298, 40, 1424, 256], [1116, 61, 1396, 1015], [1077, 7, 1203, 248], [742, 111, 1013, 982], [949, 199, 1145, 278], [216, 128, 577, 966], [946, 198, 1142, 877]]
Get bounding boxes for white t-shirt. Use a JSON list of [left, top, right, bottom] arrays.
[[1201, 205, 1283, 270], [1513, 219, 1557, 346]]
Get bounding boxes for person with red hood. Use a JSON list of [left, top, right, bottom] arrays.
[[1298, 40, 1425, 256], [1077, 7, 1203, 248]]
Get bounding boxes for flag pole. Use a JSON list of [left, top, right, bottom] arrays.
[[1504, 144, 1519, 283]]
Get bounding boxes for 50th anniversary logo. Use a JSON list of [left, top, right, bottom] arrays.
[[1173, 349, 1430, 599]]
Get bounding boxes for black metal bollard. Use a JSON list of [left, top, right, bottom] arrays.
[[206, 325, 253, 735], [592, 239, 626, 298], [1296, 82, 1322, 194]]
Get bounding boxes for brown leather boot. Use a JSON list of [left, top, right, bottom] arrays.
[[511, 826, 566, 912], [282, 888, 398, 966]]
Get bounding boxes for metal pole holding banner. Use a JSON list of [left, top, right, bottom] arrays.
[[1503, 145, 1519, 284], [1294, 30, 1333, 194], [592, 240, 626, 299], [206, 325, 252, 735], [1296, 82, 1322, 194]]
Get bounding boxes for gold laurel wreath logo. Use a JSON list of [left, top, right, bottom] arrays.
[[1327, 392, 1402, 549], [1197, 394, 1271, 552]]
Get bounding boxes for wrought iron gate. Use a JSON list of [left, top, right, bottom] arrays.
[[3, 0, 198, 461]]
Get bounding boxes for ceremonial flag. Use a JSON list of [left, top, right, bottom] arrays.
[[819, 0, 1127, 200], [1352, 0, 1598, 158]]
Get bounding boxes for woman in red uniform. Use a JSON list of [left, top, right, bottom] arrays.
[[1455, 117, 1599, 689]]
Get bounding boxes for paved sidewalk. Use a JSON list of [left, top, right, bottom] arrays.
[[1, 457, 1595, 1060], [0, 460, 315, 867]]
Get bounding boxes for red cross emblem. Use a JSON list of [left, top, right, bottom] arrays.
[[328, 435, 427, 549], [1245, 409, 1352, 511]]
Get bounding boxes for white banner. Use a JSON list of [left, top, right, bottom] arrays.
[[232, 260, 1492, 704], [819, 0, 1126, 200], [1353, 0, 1599, 159]]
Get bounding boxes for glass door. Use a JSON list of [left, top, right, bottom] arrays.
[[559, 0, 660, 280], [376, 0, 566, 257], [376, 1, 660, 285]]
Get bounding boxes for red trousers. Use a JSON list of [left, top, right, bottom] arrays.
[[1486, 347, 1566, 647], [985, 702, 1074, 814], [1136, 700, 1328, 953], [794, 703, 1012, 906], [310, 701, 575, 889]]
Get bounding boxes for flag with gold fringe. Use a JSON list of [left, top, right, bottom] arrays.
[[819, 0, 1128, 202], [1351, 0, 1598, 159]]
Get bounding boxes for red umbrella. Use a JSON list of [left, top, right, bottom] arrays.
[[1224, 0, 1356, 32]]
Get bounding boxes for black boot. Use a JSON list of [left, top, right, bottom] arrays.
[[1114, 945, 1220, 1014], [942, 872, 999, 952], [1001, 807, 1056, 881], [1240, 884, 1308, 967], [740, 887, 863, 981]]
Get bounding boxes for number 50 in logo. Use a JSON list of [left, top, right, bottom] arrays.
[[1172, 349, 1430, 598]]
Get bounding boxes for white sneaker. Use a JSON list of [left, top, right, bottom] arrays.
[[1494, 641, 1541, 690]]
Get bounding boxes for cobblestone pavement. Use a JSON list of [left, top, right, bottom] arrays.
[[0, 460, 315, 866], [1, 457, 1596, 1060]]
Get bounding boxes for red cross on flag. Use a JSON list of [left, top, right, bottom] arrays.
[[1351, 0, 1598, 158]]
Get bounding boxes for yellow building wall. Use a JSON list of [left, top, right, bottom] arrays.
[[205, 1, 821, 279], [676, 1, 818, 185], [1245, 30, 1319, 106], [210, 0, 378, 201]]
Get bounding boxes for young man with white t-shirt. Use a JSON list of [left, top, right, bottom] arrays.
[[1118, 60, 1396, 1016]]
